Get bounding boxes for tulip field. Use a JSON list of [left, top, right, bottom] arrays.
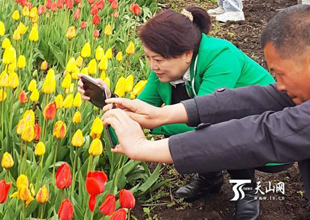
[[0, 0, 163, 219]]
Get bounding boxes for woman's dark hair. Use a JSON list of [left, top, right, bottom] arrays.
[[139, 6, 211, 58]]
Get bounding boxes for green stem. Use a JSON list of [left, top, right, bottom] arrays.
[[113, 154, 124, 193], [52, 139, 60, 179], [128, 209, 131, 220], [90, 211, 94, 220], [40, 203, 44, 220], [102, 214, 105, 220], [23, 202, 26, 220], [87, 155, 93, 173], [71, 149, 78, 197]]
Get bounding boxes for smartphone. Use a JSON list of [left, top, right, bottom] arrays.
[[80, 75, 118, 148], [81, 75, 107, 109]]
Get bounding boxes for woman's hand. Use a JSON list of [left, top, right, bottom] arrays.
[[77, 74, 111, 100], [102, 98, 164, 129], [103, 109, 148, 159]]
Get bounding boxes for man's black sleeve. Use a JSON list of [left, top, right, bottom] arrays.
[[169, 99, 310, 174], [182, 83, 295, 126]]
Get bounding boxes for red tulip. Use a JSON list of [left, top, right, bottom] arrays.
[[108, 0, 114, 3], [38, 5, 45, 15], [90, 5, 98, 15], [0, 180, 12, 204], [57, 0, 64, 9], [112, 10, 119, 18], [58, 198, 74, 220], [46, 0, 52, 9], [75, 0, 81, 3], [66, 0, 73, 9], [88, 0, 94, 4], [119, 189, 135, 209], [81, 21, 87, 29], [110, 209, 127, 220], [56, 163, 72, 189], [19, 90, 28, 103], [129, 3, 141, 15], [92, 14, 100, 25], [73, 9, 80, 19], [111, 0, 118, 10], [86, 171, 108, 211], [43, 101, 57, 120], [99, 194, 116, 216], [94, 29, 99, 38], [96, 0, 104, 10], [33, 123, 41, 140], [51, 3, 58, 12]]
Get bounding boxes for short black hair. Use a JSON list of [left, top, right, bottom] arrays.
[[261, 4, 310, 58]]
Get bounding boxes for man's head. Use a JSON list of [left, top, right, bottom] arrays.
[[261, 5, 310, 104]]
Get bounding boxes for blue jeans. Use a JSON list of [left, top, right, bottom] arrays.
[[218, 0, 243, 12]]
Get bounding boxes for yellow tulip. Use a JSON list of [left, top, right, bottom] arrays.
[[66, 57, 76, 73], [89, 138, 103, 156], [55, 94, 64, 109], [31, 14, 38, 23], [71, 129, 84, 147], [3, 46, 17, 65], [114, 76, 126, 97], [17, 174, 29, 188], [130, 92, 135, 99], [29, 24, 39, 42], [13, 29, 21, 41], [105, 48, 113, 59], [88, 59, 97, 75], [104, 77, 110, 88], [23, 110, 35, 126], [29, 7, 37, 18], [126, 41, 135, 54], [73, 93, 82, 108], [124, 74, 134, 92], [29, 183, 35, 197], [0, 89, 7, 102], [62, 73, 72, 89], [28, 79, 37, 92], [8, 71, 19, 89], [99, 71, 106, 80], [116, 51, 123, 61], [12, 10, 20, 21], [17, 55, 26, 69], [81, 67, 88, 75], [95, 46, 104, 61], [72, 111, 81, 124], [90, 117, 103, 139], [8, 61, 17, 73], [35, 142, 46, 156], [71, 67, 79, 79], [66, 26, 76, 40], [1, 152, 14, 168], [53, 121, 67, 139], [16, 119, 26, 135], [98, 55, 108, 71], [36, 186, 49, 203], [0, 21, 5, 36], [104, 24, 112, 36], [63, 94, 73, 109], [76, 56, 83, 68], [81, 42, 91, 58], [0, 71, 9, 87], [40, 61, 48, 71], [2, 38, 11, 49], [42, 69, 56, 94], [22, 6, 30, 17], [17, 22, 28, 35], [18, 185, 31, 201], [21, 125, 35, 142], [30, 88, 39, 102], [133, 80, 147, 96]]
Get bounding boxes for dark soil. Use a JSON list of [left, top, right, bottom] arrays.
[[132, 0, 309, 219]]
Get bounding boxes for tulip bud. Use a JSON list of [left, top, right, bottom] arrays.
[[36, 186, 49, 203], [33, 123, 41, 140], [0, 180, 12, 204], [8, 72, 19, 89], [73, 93, 82, 108], [76, 56, 83, 67], [2, 38, 11, 49], [43, 101, 57, 119], [92, 14, 100, 25], [104, 24, 112, 36], [105, 48, 113, 59], [55, 94, 64, 109], [0, 89, 7, 102], [23, 110, 35, 126], [98, 55, 108, 71], [124, 74, 134, 92], [53, 121, 67, 139], [114, 76, 126, 97], [16, 119, 26, 135], [95, 46, 104, 61], [129, 3, 141, 15], [1, 152, 14, 168], [17, 22, 28, 35], [16, 174, 29, 188], [18, 185, 31, 201], [58, 198, 74, 220], [111, 0, 118, 10], [30, 88, 39, 102], [81, 42, 91, 58], [126, 41, 135, 54], [110, 209, 127, 220], [19, 90, 28, 103], [116, 51, 123, 61], [28, 79, 37, 92], [17, 55, 26, 69], [40, 61, 48, 70], [0, 71, 9, 87], [0, 21, 5, 36], [13, 29, 21, 41], [88, 59, 97, 75], [63, 94, 73, 109], [90, 117, 103, 139], [12, 10, 20, 21], [56, 163, 72, 189], [66, 26, 76, 40], [62, 73, 72, 89], [29, 24, 39, 42], [133, 80, 147, 96], [99, 194, 116, 216], [21, 125, 35, 142], [22, 6, 30, 17], [119, 189, 135, 209], [89, 138, 103, 156], [72, 111, 81, 124], [35, 142, 46, 156], [71, 129, 84, 147]]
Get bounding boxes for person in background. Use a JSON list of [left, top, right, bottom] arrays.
[[79, 6, 279, 220], [208, 0, 245, 22]]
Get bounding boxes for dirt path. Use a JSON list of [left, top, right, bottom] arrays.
[[132, 0, 310, 219]]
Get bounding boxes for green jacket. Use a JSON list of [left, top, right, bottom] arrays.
[[138, 34, 275, 136]]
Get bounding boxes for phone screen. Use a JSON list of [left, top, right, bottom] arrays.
[[81, 75, 107, 109]]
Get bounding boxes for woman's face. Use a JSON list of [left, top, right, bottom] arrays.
[[144, 45, 193, 83]]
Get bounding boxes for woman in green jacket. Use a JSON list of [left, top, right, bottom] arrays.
[[79, 6, 285, 220]]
